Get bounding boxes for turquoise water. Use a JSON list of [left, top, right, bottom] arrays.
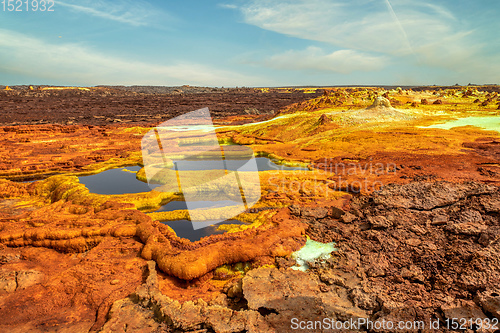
[[422, 116, 500, 133]]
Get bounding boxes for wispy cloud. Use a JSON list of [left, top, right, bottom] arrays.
[[238, 0, 462, 55], [218, 3, 238, 10], [233, 0, 500, 81], [0, 29, 262, 86], [56, 0, 169, 27], [265, 47, 387, 74]]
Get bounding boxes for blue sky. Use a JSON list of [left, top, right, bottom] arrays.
[[0, 0, 499, 86]]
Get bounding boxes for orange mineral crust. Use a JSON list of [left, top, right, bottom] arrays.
[[0, 239, 146, 332], [0, 124, 144, 181], [137, 209, 306, 280], [0, 177, 305, 278]]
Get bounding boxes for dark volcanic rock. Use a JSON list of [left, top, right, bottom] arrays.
[[331, 181, 500, 327], [372, 181, 496, 210], [301, 206, 329, 219], [0, 87, 322, 126], [93, 181, 500, 332]]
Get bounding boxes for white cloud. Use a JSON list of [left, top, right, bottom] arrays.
[[218, 3, 238, 10], [265, 47, 387, 74], [0, 29, 262, 86], [56, 0, 170, 27], [239, 0, 464, 56], [235, 0, 500, 81]]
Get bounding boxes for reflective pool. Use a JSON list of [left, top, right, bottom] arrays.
[[161, 219, 246, 242], [79, 157, 308, 195], [78, 166, 160, 195], [154, 199, 241, 212]]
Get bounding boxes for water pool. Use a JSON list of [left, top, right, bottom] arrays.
[[421, 116, 500, 133], [79, 157, 308, 195], [161, 219, 246, 242], [78, 166, 160, 195]]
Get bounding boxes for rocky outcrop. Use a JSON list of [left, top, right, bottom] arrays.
[[296, 181, 500, 327], [101, 261, 274, 333], [102, 260, 367, 333], [372, 181, 496, 210], [101, 180, 500, 332], [318, 113, 332, 125], [2, 179, 499, 332], [242, 267, 367, 330], [367, 96, 392, 109]]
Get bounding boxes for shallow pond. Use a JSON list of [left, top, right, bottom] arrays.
[[422, 116, 500, 133], [78, 166, 160, 195], [80, 157, 308, 195], [161, 219, 246, 242], [170, 157, 308, 172], [154, 199, 241, 212], [78, 157, 304, 241]]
